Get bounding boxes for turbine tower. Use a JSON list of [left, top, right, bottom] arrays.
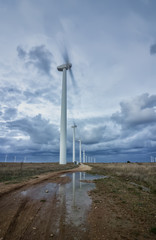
[[57, 63, 72, 164], [78, 139, 82, 163], [72, 124, 77, 163], [83, 150, 85, 163]]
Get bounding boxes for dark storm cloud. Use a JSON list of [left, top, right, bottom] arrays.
[[112, 93, 156, 129], [17, 46, 26, 59], [28, 45, 53, 76], [7, 114, 59, 145], [0, 87, 22, 105], [3, 107, 17, 120], [140, 93, 156, 109], [17, 45, 53, 76], [69, 93, 156, 161], [150, 43, 156, 55], [23, 88, 60, 105], [1, 114, 60, 154], [81, 125, 119, 145]]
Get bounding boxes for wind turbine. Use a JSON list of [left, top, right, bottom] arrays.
[[71, 124, 77, 163], [57, 63, 72, 164], [78, 139, 82, 163], [5, 154, 7, 163], [83, 150, 85, 163]]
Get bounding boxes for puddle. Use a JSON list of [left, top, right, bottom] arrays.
[[57, 172, 105, 228], [21, 182, 58, 200], [19, 172, 106, 236]]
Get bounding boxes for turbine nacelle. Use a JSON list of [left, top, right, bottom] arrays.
[[57, 63, 72, 71]]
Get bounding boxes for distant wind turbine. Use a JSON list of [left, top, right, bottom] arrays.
[[78, 139, 82, 163], [72, 124, 77, 163], [83, 150, 85, 163], [5, 154, 7, 163]]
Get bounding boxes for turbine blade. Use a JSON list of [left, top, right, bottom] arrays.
[[62, 46, 70, 63], [61, 45, 78, 94], [69, 68, 75, 84], [69, 69, 78, 95]]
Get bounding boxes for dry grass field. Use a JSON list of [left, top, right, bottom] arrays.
[[0, 162, 77, 183], [87, 162, 156, 239], [89, 162, 156, 193]]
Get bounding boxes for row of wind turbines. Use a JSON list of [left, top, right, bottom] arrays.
[[57, 58, 96, 165], [71, 124, 96, 164]]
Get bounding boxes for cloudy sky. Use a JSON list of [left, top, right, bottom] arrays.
[[0, 0, 156, 162]]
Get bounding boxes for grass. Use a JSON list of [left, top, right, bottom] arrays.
[[0, 162, 77, 183], [88, 162, 156, 193], [87, 162, 156, 239]]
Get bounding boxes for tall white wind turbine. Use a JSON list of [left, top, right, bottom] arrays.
[[57, 63, 72, 164], [78, 139, 82, 163], [72, 124, 77, 163], [83, 150, 85, 163]]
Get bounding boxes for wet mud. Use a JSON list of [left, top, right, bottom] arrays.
[[1, 164, 155, 240], [0, 171, 101, 240]]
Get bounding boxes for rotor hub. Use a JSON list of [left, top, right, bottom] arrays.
[[57, 63, 72, 71]]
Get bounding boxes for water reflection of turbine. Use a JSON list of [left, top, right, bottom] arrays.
[[58, 182, 66, 205], [58, 181, 66, 236], [79, 172, 82, 189], [83, 172, 86, 179], [72, 173, 76, 207]]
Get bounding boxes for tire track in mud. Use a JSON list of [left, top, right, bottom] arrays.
[[0, 166, 92, 240], [3, 198, 28, 240], [19, 185, 60, 240], [18, 202, 44, 240]]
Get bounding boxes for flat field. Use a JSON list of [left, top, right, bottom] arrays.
[[0, 162, 155, 239], [0, 162, 77, 183], [87, 162, 156, 240]]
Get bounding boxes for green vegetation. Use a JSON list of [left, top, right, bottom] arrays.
[[0, 162, 77, 183]]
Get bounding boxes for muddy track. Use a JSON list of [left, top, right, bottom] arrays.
[[3, 198, 29, 240], [0, 164, 91, 198], [0, 164, 92, 240], [0, 164, 155, 240]]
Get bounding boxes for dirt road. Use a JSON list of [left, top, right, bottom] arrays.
[[0, 164, 92, 240], [0, 163, 155, 240], [0, 164, 91, 197]]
